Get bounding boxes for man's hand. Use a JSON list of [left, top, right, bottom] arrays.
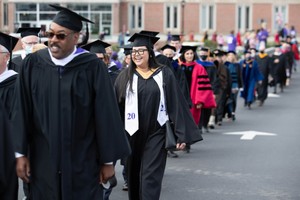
[[176, 143, 186, 150], [99, 164, 115, 184], [16, 156, 30, 183]]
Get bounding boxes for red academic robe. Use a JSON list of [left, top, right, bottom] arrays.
[[188, 62, 216, 124]]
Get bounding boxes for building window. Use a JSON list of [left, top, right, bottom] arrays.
[[3, 3, 8, 26], [237, 5, 251, 32], [14, 3, 112, 36], [201, 4, 214, 31], [67, 4, 88, 11], [16, 3, 37, 11], [273, 5, 287, 32], [20, 14, 37, 21], [129, 4, 143, 30], [165, 4, 179, 31]]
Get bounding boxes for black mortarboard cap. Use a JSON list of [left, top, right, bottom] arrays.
[[0, 32, 20, 70], [0, 32, 19, 53], [275, 44, 281, 48], [227, 50, 236, 55], [121, 44, 132, 55], [212, 49, 225, 57], [17, 27, 41, 38], [50, 4, 94, 32], [139, 30, 159, 37], [128, 33, 159, 48], [249, 47, 257, 52], [161, 44, 176, 52], [81, 40, 111, 54], [179, 45, 198, 54], [244, 49, 251, 54], [170, 34, 181, 41], [200, 47, 209, 52]]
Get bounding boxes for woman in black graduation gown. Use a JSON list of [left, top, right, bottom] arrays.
[[115, 33, 202, 200]]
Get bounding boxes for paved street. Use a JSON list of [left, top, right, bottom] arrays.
[[111, 71, 300, 200], [19, 72, 300, 200]]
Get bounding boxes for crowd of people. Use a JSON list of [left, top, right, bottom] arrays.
[[0, 4, 299, 200]]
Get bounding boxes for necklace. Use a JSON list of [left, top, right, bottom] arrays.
[[136, 67, 156, 79]]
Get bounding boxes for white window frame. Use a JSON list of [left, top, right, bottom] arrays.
[[200, 4, 215, 32], [236, 4, 252, 33], [128, 3, 144, 31], [272, 4, 288, 33], [164, 3, 180, 33]]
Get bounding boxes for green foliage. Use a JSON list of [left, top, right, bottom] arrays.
[[204, 40, 217, 49], [266, 41, 277, 48], [111, 43, 119, 52]]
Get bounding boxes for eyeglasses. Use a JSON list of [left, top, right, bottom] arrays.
[[131, 49, 148, 56], [23, 41, 38, 46], [45, 31, 74, 40]]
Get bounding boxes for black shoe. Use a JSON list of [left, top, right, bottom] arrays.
[[185, 145, 191, 153], [122, 182, 128, 191], [167, 151, 178, 158], [247, 103, 251, 110], [209, 124, 215, 129], [203, 126, 209, 133]]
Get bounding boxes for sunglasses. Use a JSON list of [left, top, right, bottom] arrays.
[[45, 31, 74, 40]]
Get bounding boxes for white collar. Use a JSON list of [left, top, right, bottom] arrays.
[[274, 52, 282, 56], [49, 47, 86, 66], [0, 67, 17, 83]]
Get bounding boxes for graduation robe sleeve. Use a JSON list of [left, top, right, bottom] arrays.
[[163, 66, 203, 145], [190, 63, 216, 108], [0, 101, 17, 198], [0, 101, 9, 192]]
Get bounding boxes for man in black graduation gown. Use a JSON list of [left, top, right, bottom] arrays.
[[170, 34, 182, 60], [0, 32, 19, 115], [270, 45, 287, 93], [12, 4, 130, 200], [0, 31, 19, 200], [161, 44, 191, 108], [212, 49, 231, 126], [82, 39, 122, 199], [10, 27, 41, 72], [0, 100, 18, 200], [81, 40, 120, 85], [254, 46, 271, 106]]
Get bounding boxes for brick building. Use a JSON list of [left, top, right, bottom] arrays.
[[0, 0, 299, 41]]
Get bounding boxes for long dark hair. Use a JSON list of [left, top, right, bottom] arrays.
[[179, 49, 197, 63], [115, 45, 163, 102]]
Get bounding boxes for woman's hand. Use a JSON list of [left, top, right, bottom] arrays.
[[196, 103, 203, 109]]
